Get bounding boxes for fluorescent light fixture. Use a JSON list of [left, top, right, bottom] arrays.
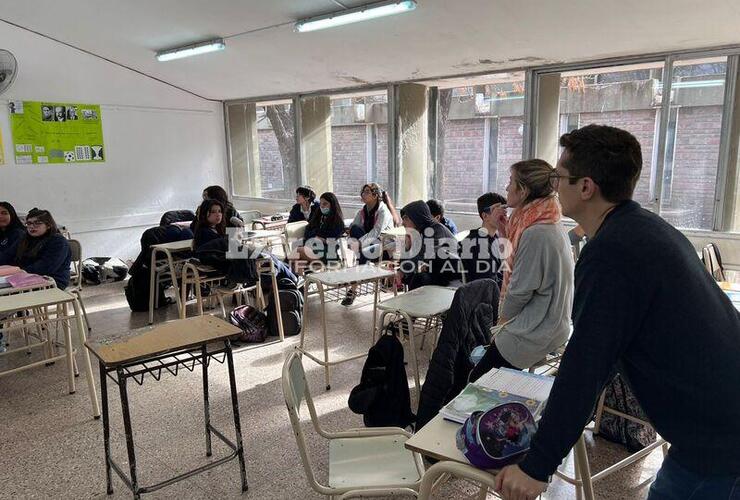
[[295, 0, 417, 33], [156, 38, 225, 62]]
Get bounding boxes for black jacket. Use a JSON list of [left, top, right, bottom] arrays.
[[288, 201, 319, 223], [459, 227, 503, 286], [416, 279, 500, 429], [1, 233, 71, 289], [519, 200, 740, 481], [399, 200, 461, 290]]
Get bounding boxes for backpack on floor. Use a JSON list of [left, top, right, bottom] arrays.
[[348, 330, 415, 428], [265, 278, 303, 337], [124, 267, 166, 313], [594, 373, 657, 452], [229, 305, 269, 343], [82, 257, 129, 285]]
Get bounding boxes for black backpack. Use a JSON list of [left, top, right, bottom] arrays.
[[348, 331, 415, 428], [124, 267, 166, 312], [159, 210, 195, 226], [265, 278, 303, 337], [594, 373, 657, 452]]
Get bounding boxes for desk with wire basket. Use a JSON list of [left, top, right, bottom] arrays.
[[85, 315, 248, 499], [297, 264, 395, 390]]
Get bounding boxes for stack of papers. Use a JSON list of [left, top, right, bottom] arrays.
[[439, 368, 555, 424], [5, 272, 48, 289]]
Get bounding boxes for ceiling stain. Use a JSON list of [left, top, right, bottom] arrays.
[[333, 72, 370, 85]]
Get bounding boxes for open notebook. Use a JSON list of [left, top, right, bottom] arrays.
[[439, 367, 555, 424]]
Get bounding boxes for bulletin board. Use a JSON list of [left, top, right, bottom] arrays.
[[9, 100, 105, 164]]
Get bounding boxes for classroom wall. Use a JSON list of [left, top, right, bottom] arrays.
[[0, 22, 227, 261]]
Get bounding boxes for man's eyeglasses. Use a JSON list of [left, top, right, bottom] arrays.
[[25, 220, 45, 228], [549, 172, 583, 189]]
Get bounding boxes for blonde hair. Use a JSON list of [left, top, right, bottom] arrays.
[[510, 159, 556, 204]]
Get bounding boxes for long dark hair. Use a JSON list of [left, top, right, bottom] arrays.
[[308, 192, 344, 230], [296, 185, 316, 204], [16, 208, 60, 260], [203, 186, 229, 206], [0, 201, 23, 236], [362, 183, 401, 226], [194, 199, 226, 236]]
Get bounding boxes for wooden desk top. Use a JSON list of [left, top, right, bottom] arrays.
[[306, 264, 394, 286], [151, 239, 194, 252], [85, 316, 242, 367], [377, 285, 456, 317], [0, 287, 75, 314], [405, 414, 471, 465]]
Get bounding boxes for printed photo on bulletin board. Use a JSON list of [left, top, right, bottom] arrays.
[[9, 100, 105, 164]]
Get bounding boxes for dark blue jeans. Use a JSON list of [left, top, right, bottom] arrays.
[[649, 455, 740, 499]]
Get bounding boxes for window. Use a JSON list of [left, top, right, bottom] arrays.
[[659, 57, 727, 230], [558, 62, 665, 209], [226, 100, 297, 199], [330, 91, 389, 202], [429, 72, 526, 212]]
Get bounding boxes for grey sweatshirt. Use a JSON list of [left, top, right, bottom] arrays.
[[494, 223, 574, 369]]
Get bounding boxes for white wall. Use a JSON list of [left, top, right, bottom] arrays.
[[0, 22, 227, 260]]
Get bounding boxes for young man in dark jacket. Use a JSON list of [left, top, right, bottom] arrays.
[[458, 192, 507, 286], [496, 125, 740, 500]]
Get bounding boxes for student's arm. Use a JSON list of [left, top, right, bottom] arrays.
[[499, 228, 543, 320], [0, 239, 20, 265], [287, 204, 302, 223], [515, 257, 645, 482], [23, 237, 69, 276]]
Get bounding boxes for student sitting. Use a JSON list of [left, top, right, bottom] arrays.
[[469, 159, 573, 380], [343, 183, 401, 305], [397, 200, 462, 291], [426, 199, 458, 234], [0, 208, 71, 289], [0, 202, 25, 260], [294, 192, 345, 271], [191, 185, 242, 230], [459, 192, 507, 286], [192, 199, 297, 289], [288, 186, 320, 223]]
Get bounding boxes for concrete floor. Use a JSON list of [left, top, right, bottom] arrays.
[[0, 281, 664, 499]]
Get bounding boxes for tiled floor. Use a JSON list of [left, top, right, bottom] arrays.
[[0, 281, 664, 499]]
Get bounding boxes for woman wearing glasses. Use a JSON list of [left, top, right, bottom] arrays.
[[0, 208, 71, 289], [469, 159, 574, 379]]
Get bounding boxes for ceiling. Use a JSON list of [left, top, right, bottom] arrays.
[[3, 0, 740, 101]]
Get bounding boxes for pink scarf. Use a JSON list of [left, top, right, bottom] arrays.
[[500, 195, 562, 302]]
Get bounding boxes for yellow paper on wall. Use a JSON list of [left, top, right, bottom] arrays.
[[0, 127, 4, 165]]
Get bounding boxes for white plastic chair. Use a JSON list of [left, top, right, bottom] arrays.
[[282, 351, 424, 498]]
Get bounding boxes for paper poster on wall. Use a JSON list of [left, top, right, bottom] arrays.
[[9, 100, 104, 164]]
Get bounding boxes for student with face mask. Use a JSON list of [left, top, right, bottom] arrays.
[[294, 192, 346, 271]]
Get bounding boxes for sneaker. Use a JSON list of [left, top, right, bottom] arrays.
[[341, 289, 356, 306]]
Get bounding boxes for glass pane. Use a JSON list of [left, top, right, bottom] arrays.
[[226, 100, 297, 200], [330, 92, 389, 202], [659, 57, 727, 230], [256, 102, 297, 200], [434, 72, 526, 212], [559, 62, 665, 209]]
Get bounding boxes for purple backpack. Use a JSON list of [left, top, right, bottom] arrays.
[[456, 402, 537, 469], [229, 305, 268, 343]]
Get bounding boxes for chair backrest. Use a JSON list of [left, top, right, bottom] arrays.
[[703, 243, 726, 281], [285, 221, 309, 241], [282, 351, 324, 490], [68, 239, 83, 290], [239, 210, 262, 224]]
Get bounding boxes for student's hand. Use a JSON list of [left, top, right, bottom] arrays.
[[490, 204, 509, 237], [494, 465, 547, 500]]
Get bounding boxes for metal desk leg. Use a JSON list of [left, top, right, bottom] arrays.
[[402, 311, 421, 398], [117, 368, 141, 499], [148, 250, 157, 325], [61, 302, 76, 394], [573, 434, 594, 500], [100, 362, 113, 495], [318, 285, 330, 390], [201, 345, 212, 457], [165, 250, 183, 317], [72, 298, 100, 418], [298, 280, 310, 349], [371, 280, 380, 340], [225, 341, 248, 492]]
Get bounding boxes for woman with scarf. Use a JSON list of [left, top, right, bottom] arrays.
[[0, 208, 71, 289], [469, 159, 573, 379]]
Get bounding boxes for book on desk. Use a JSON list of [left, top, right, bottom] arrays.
[[440, 367, 555, 424]]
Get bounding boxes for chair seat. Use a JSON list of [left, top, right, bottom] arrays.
[[328, 434, 421, 489]]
